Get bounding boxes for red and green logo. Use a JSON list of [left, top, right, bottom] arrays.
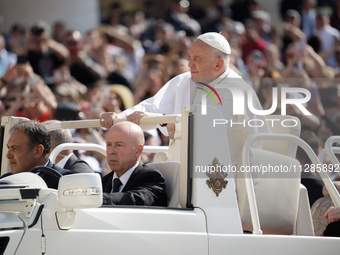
[[196, 82, 222, 106]]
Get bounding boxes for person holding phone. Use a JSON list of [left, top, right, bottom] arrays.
[[22, 21, 69, 89], [0, 59, 57, 122], [63, 30, 107, 87]]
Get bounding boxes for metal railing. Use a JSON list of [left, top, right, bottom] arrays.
[[45, 115, 182, 131], [46, 115, 182, 163]]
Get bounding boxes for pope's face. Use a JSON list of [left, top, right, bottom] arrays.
[[189, 39, 218, 83]]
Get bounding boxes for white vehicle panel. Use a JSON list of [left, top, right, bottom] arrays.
[[209, 234, 340, 254], [43, 207, 208, 255]]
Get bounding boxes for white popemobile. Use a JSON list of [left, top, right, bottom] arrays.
[[0, 105, 339, 255]]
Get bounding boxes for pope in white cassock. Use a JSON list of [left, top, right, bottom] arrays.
[[100, 32, 269, 165]]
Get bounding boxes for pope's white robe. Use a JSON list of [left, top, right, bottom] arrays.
[[124, 69, 270, 165]]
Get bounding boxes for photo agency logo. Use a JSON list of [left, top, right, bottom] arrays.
[[196, 82, 222, 115], [198, 78, 313, 128]]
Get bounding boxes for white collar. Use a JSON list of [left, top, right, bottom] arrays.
[[56, 153, 73, 168], [209, 68, 230, 87], [112, 162, 139, 192], [194, 68, 230, 89]]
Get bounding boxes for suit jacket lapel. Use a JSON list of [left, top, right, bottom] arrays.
[[102, 164, 142, 193], [121, 164, 142, 192], [64, 154, 77, 170], [102, 171, 114, 193]]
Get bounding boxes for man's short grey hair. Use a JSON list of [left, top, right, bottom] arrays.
[[43, 120, 72, 149], [49, 129, 72, 149]]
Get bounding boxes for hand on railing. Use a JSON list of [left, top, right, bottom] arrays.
[[45, 114, 182, 131], [100, 112, 127, 129], [126, 111, 162, 125]]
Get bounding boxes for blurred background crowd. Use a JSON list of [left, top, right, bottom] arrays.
[[0, 0, 339, 208]]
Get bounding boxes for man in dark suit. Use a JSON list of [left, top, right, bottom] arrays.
[[63, 154, 94, 173], [44, 120, 94, 174], [101, 121, 167, 206], [3, 120, 72, 189]]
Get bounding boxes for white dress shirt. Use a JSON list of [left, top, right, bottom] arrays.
[[111, 162, 139, 193], [56, 153, 73, 168]]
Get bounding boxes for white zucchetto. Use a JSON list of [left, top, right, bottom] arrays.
[[197, 32, 231, 54]]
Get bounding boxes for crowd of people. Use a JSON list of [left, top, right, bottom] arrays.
[[0, 0, 340, 235]]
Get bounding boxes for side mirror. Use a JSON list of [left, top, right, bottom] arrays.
[[58, 173, 103, 209], [57, 173, 103, 230]]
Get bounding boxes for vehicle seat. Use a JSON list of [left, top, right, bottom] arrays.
[[153, 152, 168, 162], [146, 161, 180, 207], [236, 148, 301, 235], [263, 115, 301, 157]]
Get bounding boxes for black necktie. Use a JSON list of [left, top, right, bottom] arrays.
[[112, 178, 122, 193]]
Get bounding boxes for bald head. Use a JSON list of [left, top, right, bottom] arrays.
[[109, 121, 145, 147], [106, 121, 145, 176]]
